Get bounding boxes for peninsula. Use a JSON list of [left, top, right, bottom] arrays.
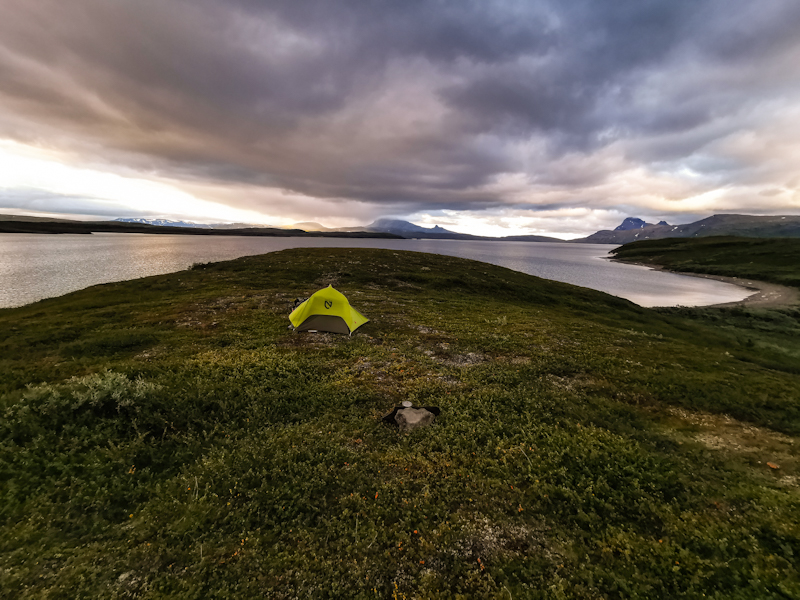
[[1, 243, 798, 597]]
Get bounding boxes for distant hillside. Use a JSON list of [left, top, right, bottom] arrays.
[[366, 218, 461, 236], [212, 222, 274, 230], [115, 218, 281, 230], [0, 214, 82, 224], [364, 218, 565, 242], [576, 214, 800, 244], [0, 215, 401, 239], [500, 234, 569, 243], [291, 221, 330, 231], [614, 217, 670, 231], [115, 218, 213, 229]]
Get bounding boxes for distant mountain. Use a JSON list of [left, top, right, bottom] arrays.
[[363, 218, 564, 242], [367, 219, 458, 235], [115, 218, 213, 229], [114, 218, 284, 230], [291, 221, 330, 231], [500, 235, 570, 243], [0, 215, 401, 238], [0, 214, 82, 224], [212, 222, 273, 230], [615, 217, 661, 231], [576, 214, 800, 244], [364, 219, 473, 239]]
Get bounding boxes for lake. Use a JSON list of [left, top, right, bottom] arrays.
[[0, 233, 751, 309]]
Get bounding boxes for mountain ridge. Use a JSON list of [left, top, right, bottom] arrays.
[[576, 214, 800, 244], [362, 218, 564, 242], [5, 213, 800, 242]]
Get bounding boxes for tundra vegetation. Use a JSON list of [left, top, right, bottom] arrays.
[[1, 245, 798, 599]]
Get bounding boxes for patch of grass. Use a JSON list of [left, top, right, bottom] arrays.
[[1, 248, 799, 598]]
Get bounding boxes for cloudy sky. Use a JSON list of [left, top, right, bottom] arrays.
[[1, 0, 799, 238]]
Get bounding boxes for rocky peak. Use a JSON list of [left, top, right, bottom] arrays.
[[614, 217, 650, 231]]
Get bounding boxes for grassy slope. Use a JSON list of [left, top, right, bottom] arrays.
[[610, 236, 800, 289], [612, 236, 800, 378], [1, 248, 798, 599]]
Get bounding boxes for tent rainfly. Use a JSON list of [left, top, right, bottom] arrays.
[[289, 285, 369, 335]]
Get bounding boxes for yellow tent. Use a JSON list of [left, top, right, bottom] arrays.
[[289, 285, 369, 335]]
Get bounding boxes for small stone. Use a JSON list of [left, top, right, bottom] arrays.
[[402, 400, 413, 408], [395, 408, 436, 433]]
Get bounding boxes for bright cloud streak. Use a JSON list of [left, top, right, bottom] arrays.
[[0, 141, 282, 224]]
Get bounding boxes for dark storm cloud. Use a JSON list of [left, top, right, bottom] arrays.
[[1, 0, 800, 219], [442, 0, 697, 137]]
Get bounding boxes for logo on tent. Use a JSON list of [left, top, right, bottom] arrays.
[[324, 300, 333, 309]]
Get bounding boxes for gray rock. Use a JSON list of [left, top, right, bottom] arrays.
[[395, 407, 436, 433]]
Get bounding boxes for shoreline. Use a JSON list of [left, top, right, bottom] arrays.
[[612, 259, 800, 309]]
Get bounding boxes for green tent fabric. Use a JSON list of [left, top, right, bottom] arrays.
[[289, 285, 369, 334]]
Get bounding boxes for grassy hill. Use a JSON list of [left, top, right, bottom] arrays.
[[611, 236, 800, 290], [1, 248, 799, 598]]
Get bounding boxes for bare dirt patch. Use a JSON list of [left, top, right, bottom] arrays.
[[447, 517, 562, 567], [434, 351, 487, 367], [668, 407, 798, 487], [277, 330, 356, 349]]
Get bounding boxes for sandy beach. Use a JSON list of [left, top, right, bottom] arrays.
[[685, 273, 800, 309], [610, 259, 800, 309]]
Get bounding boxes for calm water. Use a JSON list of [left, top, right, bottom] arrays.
[[0, 233, 751, 309]]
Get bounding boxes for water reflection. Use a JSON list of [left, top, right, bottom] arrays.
[[404, 239, 750, 308], [0, 233, 751, 309]]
